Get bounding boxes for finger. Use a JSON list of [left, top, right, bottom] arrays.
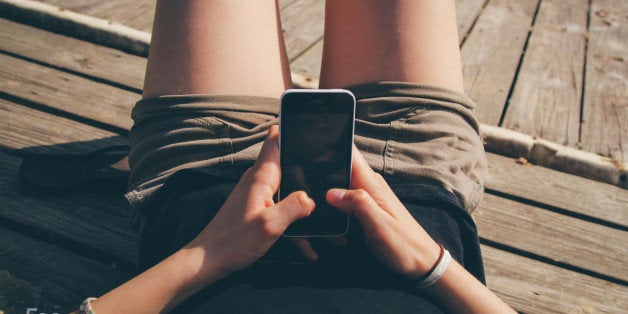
[[255, 125, 280, 167], [350, 146, 406, 213], [249, 125, 282, 190], [350, 145, 386, 192], [289, 238, 319, 262], [326, 188, 389, 232], [266, 191, 315, 230]]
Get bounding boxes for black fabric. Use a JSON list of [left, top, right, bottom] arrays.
[[136, 168, 484, 313]]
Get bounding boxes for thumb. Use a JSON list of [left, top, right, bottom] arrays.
[[268, 191, 315, 229], [326, 188, 388, 231]]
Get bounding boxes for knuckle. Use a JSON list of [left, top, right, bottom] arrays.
[[351, 189, 370, 202], [291, 191, 313, 215], [256, 213, 280, 238]]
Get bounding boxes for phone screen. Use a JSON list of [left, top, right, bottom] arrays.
[[279, 90, 355, 236]]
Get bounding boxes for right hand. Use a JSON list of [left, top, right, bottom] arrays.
[[186, 126, 315, 278], [326, 146, 442, 279]]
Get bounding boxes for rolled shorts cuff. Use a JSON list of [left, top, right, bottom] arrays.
[[125, 82, 487, 223]]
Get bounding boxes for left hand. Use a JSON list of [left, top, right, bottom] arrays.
[[186, 125, 316, 278]]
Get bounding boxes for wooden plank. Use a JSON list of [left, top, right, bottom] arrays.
[[35, 0, 155, 32], [461, 0, 539, 125], [36, 0, 297, 33], [0, 99, 136, 265], [290, 39, 323, 83], [0, 18, 146, 91], [0, 151, 136, 266], [502, 0, 587, 148], [0, 226, 130, 313], [581, 0, 628, 162], [0, 95, 129, 214], [280, 0, 325, 61], [456, 0, 488, 42], [482, 245, 628, 313], [0, 97, 127, 154], [486, 152, 627, 227], [475, 193, 628, 280], [0, 52, 137, 130]]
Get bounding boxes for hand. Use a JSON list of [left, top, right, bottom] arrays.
[[186, 125, 315, 278], [326, 146, 441, 279]]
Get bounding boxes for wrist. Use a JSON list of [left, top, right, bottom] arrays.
[[177, 242, 231, 289], [408, 240, 442, 280], [414, 244, 452, 289]]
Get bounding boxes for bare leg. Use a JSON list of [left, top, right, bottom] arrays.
[[142, 0, 291, 98], [320, 0, 463, 93]]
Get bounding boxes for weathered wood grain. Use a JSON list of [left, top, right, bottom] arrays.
[[482, 245, 628, 313], [502, 0, 588, 148], [461, 0, 539, 125], [35, 0, 297, 33], [0, 52, 137, 130], [0, 18, 146, 91], [475, 193, 628, 280], [486, 152, 628, 226], [580, 0, 628, 162], [0, 226, 131, 313], [290, 39, 323, 84], [456, 0, 488, 43], [0, 99, 136, 264], [35, 0, 155, 32], [0, 95, 129, 211], [280, 0, 325, 62], [0, 97, 127, 154]]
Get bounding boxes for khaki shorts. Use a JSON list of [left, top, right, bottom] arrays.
[[126, 81, 487, 216]]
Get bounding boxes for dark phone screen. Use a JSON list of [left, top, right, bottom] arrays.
[[280, 91, 355, 236]]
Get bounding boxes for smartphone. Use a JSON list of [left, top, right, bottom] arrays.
[[279, 89, 356, 237]]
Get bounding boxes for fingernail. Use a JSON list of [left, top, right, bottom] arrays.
[[327, 189, 346, 204]]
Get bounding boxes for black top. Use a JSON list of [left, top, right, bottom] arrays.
[[135, 167, 485, 313]]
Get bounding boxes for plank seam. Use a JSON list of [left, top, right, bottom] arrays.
[[498, 0, 543, 127], [0, 212, 136, 273], [290, 35, 323, 63], [0, 49, 142, 94], [0, 91, 130, 135], [485, 188, 628, 231], [480, 238, 628, 286], [579, 0, 593, 150], [459, 0, 490, 47], [0, 0, 625, 189]]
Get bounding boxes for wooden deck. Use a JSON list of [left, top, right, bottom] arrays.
[[0, 0, 626, 313]]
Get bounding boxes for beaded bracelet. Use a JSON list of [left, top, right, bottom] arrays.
[[79, 297, 97, 314], [415, 244, 452, 289]]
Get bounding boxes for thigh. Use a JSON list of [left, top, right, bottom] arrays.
[[143, 0, 291, 98], [320, 0, 463, 92]]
